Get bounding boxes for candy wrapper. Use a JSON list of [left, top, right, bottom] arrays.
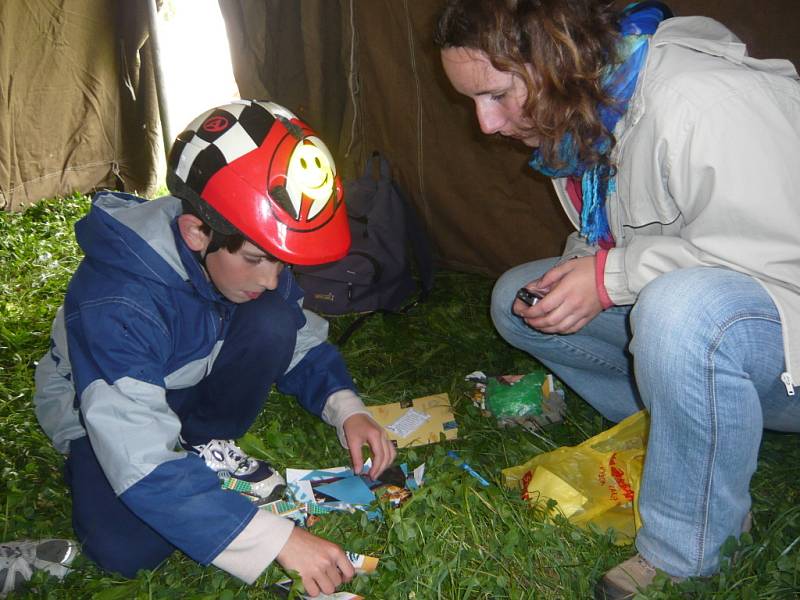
[[466, 370, 566, 429], [270, 552, 378, 598]]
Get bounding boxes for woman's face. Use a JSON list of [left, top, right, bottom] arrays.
[[441, 47, 539, 147]]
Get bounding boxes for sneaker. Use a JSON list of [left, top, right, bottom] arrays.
[[596, 513, 753, 599], [742, 510, 753, 534], [181, 438, 286, 501], [595, 554, 683, 600], [0, 539, 79, 597]]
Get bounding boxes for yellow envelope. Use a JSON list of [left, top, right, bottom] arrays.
[[366, 393, 458, 447]]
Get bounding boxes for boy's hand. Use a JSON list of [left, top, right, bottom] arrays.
[[342, 413, 396, 479], [277, 527, 355, 597]]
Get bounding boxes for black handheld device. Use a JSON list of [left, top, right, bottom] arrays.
[[516, 287, 545, 307]]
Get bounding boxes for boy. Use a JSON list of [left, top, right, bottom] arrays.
[[33, 100, 395, 597]]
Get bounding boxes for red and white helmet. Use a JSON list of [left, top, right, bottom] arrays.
[[167, 100, 350, 265]]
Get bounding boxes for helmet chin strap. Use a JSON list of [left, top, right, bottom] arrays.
[[203, 230, 226, 261], [194, 233, 223, 268], [194, 230, 227, 298]]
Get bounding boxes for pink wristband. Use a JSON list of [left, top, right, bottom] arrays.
[[594, 249, 614, 309]]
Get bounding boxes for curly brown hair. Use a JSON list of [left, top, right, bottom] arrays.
[[434, 0, 621, 169]]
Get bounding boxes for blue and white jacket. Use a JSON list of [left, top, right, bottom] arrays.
[[33, 192, 369, 582]]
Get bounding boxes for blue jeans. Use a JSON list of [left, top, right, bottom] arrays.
[[491, 259, 800, 577]]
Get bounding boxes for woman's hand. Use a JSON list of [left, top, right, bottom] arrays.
[[514, 256, 603, 334], [342, 413, 396, 480]]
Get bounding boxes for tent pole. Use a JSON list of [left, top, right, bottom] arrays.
[[145, 0, 172, 158]]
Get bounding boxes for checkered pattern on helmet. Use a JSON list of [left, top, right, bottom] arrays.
[[168, 100, 279, 195]]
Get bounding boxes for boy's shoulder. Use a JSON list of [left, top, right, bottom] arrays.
[[66, 193, 207, 321], [76, 193, 190, 285]]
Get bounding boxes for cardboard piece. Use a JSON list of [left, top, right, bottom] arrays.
[[366, 393, 458, 447]]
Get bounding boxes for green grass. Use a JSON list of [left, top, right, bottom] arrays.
[[1, 196, 798, 599]]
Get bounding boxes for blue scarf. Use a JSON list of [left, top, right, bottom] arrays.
[[528, 1, 672, 245]]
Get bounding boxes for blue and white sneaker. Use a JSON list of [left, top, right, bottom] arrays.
[[181, 438, 286, 502], [0, 539, 79, 597]]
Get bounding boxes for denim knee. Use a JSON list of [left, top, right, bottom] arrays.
[[66, 436, 175, 579], [226, 289, 301, 358], [490, 259, 557, 345], [490, 270, 521, 342], [82, 532, 173, 579], [631, 272, 704, 394], [630, 267, 782, 400]]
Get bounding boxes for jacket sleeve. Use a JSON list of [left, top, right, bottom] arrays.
[[603, 75, 800, 305], [275, 274, 368, 446], [276, 307, 357, 416], [65, 295, 286, 572], [33, 307, 84, 454], [272, 269, 360, 418]]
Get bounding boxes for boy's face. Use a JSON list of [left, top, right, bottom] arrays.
[[204, 241, 284, 303]]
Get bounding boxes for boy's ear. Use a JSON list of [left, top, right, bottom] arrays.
[[177, 214, 211, 253]]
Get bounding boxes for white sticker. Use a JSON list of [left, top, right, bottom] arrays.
[[385, 408, 431, 438]]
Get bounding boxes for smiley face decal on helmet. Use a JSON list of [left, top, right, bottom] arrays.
[[286, 140, 335, 217], [263, 117, 343, 232]]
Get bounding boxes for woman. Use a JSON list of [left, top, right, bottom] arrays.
[[435, 1, 800, 598]]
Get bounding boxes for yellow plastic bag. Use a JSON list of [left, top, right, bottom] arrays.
[[502, 410, 649, 544]]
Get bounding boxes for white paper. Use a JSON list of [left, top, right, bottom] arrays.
[[385, 407, 431, 437]]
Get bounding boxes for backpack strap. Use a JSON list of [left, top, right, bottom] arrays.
[[398, 183, 435, 301], [365, 150, 392, 180], [369, 150, 435, 303], [335, 311, 379, 346]]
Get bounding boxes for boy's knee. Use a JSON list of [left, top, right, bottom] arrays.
[[82, 532, 173, 579], [235, 292, 299, 350]]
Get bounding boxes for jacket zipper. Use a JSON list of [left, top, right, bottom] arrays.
[[781, 372, 795, 396]]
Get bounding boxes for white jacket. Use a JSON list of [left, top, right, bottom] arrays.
[[553, 17, 800, 391]]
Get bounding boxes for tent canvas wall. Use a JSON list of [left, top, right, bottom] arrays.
[[2, 0, 798, 276], [0, 1, 163, 210]]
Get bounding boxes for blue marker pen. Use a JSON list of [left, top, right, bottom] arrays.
[[447, 451, 490, 487]]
